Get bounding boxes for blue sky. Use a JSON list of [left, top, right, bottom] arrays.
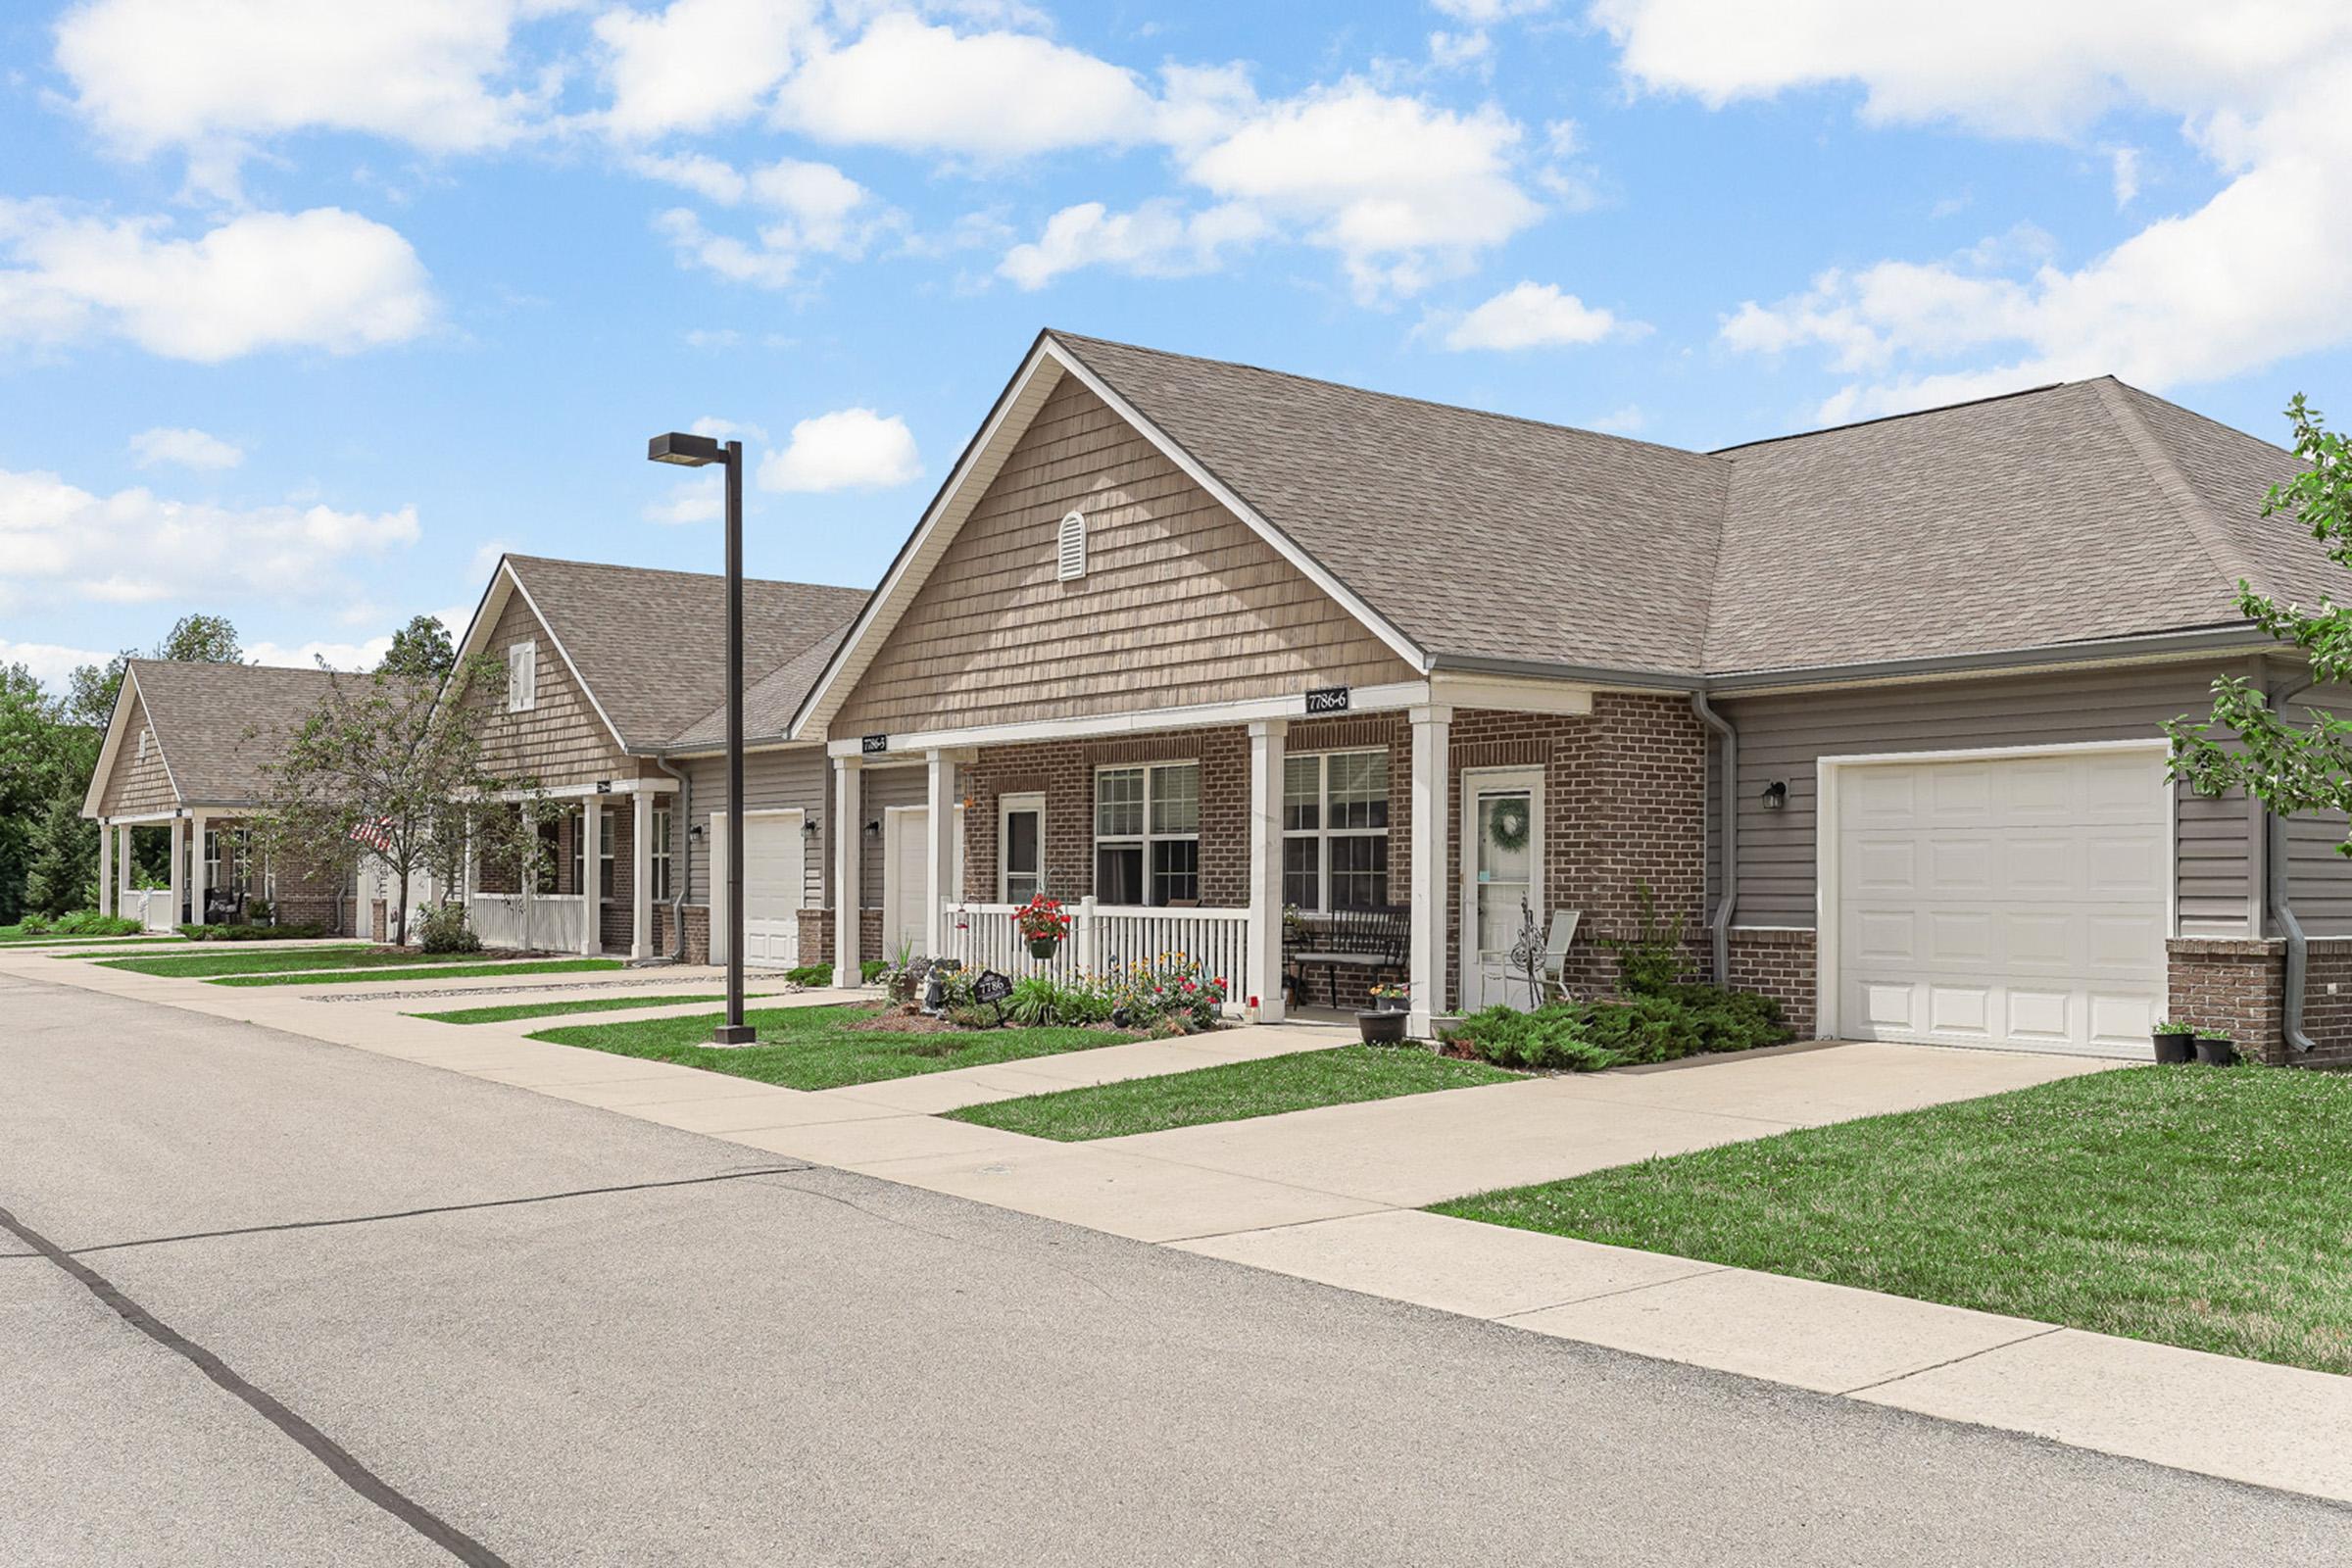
[[5, 1, 2349, 686]]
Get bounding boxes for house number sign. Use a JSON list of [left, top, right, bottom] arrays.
[[1303, 686, 1351, 714], [861, 734, 890, 755]]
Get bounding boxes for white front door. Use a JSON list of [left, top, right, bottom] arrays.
[[1460, 768, 1544, 1012], [742, 810, 803, 967], [882, 806, 929, 959], [999, 792, 1045, 905], [1832, 747, 2169, 1056]]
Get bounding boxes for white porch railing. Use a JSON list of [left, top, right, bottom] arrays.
[[123, 888, 176, 933], [470, 893, 585, 953], [940, 899, 1252, 1011]]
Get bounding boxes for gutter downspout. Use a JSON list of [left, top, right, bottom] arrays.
[[656, 758, 693, 964], [2266, 673, 2319, 1055], [1690, 692, 1736, 987]]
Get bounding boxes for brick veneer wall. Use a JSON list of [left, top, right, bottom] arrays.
[[2169, 936, 2352, 1068], [1728, 927, 1817, 1038], [798, 908, 833, 966], [648, 903, 709, 966]]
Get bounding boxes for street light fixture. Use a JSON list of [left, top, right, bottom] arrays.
[[647, 429, 754, 1047]]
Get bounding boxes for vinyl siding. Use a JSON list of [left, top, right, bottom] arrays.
[[97, 690, 178, 815], [470, 591, 632, 790], [832, 374, 1418, 736], [859, 762, 928, 910], [679, 746, 828, 909], [1718, 662, 2262, 937], [2284, 682, 2352, 937]]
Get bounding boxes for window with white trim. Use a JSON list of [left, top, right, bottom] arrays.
[[1282, 750, 1391, 911], [1056, 510, 1087, 580], [999, 793, 1044, 905], [651, 806, 673, 901], [598, 809, 615, 898], [203, 828, 220, 891], [507, 641, 537, 712], [1094, 762, 1199, 906]]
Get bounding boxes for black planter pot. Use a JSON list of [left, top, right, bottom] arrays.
[[1028, 937, 1061, 960], [2195, 1036, 2238, 1066], [2152, 1030, 2195, 1065], [1377, 995, 1408, 1013], [1357, 1008, 1408, 1045]]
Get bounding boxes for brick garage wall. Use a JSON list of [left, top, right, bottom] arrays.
[[2171, 936, 2352, 1068], [798, 908, 833, 967], [1445, 696, 1709, 1006], [1728, 926, 1817, 1038], [648, 903, 708, 966]]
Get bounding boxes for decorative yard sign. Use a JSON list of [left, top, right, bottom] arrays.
[[971, 969, 1013, 1004], [861, 734, 890, 755], [1304, 685, 1350, 714]]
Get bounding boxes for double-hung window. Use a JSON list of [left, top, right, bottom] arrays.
[[1281, 750, 1391, 911], [598, 810, 615, 898], [651, 807, 673, 902], [1095, 762, 1200, 906]]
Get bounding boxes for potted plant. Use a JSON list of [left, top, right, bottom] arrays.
[[1013, 895, 1070, 960], [1369, 981, 1409, 1013], [2194, 1028, 2238, 1066], [1356, 1004, 1408, 1045], [2152, 1019, 2195, 1064]]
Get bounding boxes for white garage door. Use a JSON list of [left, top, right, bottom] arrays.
[[743, 811, 802, 967], [1834, 749, 2168, 1057]]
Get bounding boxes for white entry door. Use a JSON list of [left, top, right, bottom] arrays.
[[742, 810, 803, 967], [1832, 748, 2169, 1056], [882, 806, 928, 959], [1460, 768, 1544, 1013]]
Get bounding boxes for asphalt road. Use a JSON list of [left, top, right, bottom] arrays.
[[5, 974, 2347, 1567]]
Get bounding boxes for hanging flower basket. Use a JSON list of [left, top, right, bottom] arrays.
[[1013, 895, 1070, 961]]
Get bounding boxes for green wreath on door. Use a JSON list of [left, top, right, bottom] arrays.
[[1486, 796, 1531, 853]]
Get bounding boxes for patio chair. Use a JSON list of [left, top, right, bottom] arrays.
[[1541, 910, 1582, 1004]]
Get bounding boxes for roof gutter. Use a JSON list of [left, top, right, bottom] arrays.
[[2266, 670, 2319, 1056], [1689, 692, 1736, 987]]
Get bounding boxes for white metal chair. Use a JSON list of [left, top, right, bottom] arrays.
[[1541, 910, 1582, 1004]]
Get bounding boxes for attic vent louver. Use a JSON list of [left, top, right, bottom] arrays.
[[1056, 509, 1087, 581]]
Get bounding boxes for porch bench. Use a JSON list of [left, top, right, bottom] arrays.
[[1284, 906, 1409, 1008]]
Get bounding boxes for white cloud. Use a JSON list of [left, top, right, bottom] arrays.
[[1181, 80, 1541, 300], [1, 639, 110, 690], [1589, 404, 1647, 435], [644, 474, 722, 525], [1595, 1, 2352, 416], [2108, 145, 2140, 206], [0, 203, 434, 362], [54, 0, 556, 193], [247, 636, 393, 671], [595, 0, 816, 140], [999, 199, 1266, 290], [0, 466, 419, 614], [757, 408, 921, 492], [649, 157, 882, 288], [1440, 280, 1641, 349], [626, 151, 749, 204], [128, 427, 244, 470], [1431, 0, 1556, 20], [774, 13, 1157, 157]]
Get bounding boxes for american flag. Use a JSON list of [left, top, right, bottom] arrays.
[[348, 816, 394, 854]]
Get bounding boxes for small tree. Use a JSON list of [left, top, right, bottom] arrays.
[[153, 612, 245, 665], [377, 614, 456, 681], [248, 653, 538, 946], [2169, 397, 2352, 834]]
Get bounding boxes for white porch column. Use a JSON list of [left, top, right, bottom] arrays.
[[1407, 705, 1452, 1039], [167, 815, 187, 928], [923, 750, 964, 957], [117, 824, 133, 918], [578, 797, 603, 956], [707, 810, 731, 967], [833, 758, 863, 983], [630, 788, 654, 960], [1247, 720, 1288, 1023], [97, 820, 115, 917], [188, 811, 210, 924]]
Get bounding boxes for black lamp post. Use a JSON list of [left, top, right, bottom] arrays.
[[648, 430, 755, 1046]]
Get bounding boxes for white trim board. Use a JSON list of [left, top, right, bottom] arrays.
[[829, 680, 1435, 759], [1813, 738, 2177, 1046]]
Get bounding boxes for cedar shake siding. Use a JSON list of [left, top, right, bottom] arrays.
[[96, 690, 176, 816], [832, 375, 1417, 737], [469, 591, 632, 791]]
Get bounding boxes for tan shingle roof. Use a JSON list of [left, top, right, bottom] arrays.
[[125, 659, 345, 805], [505, 556, 865, 750], [1048, 332, 2315, 681], [672, 624, 851, 750]]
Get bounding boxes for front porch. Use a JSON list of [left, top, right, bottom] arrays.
[[464, 782, 679, 959], [94, 811, 343, 932]]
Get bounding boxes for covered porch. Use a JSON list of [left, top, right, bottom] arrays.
[[94, 809, 340, 931], [465, 779, 679, 959]]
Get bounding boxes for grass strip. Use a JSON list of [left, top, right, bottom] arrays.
[[946, 1044, 1521, 1142], [529, 1004, 1126, 1091], [101, 946, 539, 979], [411, 992, 769, 1025], [212, 958, 625, 988], [1432, 1064, 2352, 1377]]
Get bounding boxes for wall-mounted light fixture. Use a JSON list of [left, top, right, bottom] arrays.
[[803, 817, 819, 839], [864, 818, 882, 838], [689, 822, 706, 839], [1761, 780, 1788, 810]]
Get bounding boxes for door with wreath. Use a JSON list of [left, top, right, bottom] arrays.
[[1458, 768, 1543, 1012]]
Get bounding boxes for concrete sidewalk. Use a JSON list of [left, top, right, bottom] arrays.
[[14, 944, 2350, 1509]]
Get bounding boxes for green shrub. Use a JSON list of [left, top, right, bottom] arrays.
[[1599, 882, 1689, 996], [18, 913, 53, 935], [1443, 984, 1793, 1073], [416, 905, 481, 955], [1004, 974, 1060, 1026], [784, 962, 834, 987], [859, 957, 889, 983], [179, 921, 329, 942]]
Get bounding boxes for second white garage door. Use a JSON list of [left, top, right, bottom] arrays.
[[1832, 748, 2169, 1056], [743, 810, 803, 967]]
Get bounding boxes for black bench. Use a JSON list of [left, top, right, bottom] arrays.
[[1283, 906, 1408, 1007], [202, 888, 245, 926]]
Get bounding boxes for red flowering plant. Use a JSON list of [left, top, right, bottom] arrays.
[[1012, 895, 1071, 945], [1108, 951, 1228, 1032]]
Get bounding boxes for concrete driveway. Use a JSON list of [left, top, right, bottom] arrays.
[[9, 973, 2346, 1566]]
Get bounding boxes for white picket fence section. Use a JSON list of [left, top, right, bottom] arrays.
[[123, 887, 177, 933], [470, 892, 586, 953], [940, 899, 1253, 1011]]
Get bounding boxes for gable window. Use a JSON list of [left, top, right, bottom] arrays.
[[1282, 750, 1391, 911], [1095, 762, 1199, 906], [507, 641, 537, 712], [1056, 510, 1087, 581], [651, 807, 673, 902]]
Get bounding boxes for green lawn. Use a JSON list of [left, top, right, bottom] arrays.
[[946, 1044, 1523, 1142], [1434, 1065, 2352, 1377], [100, 945, 526, 978], [529, 1004, 1128, 1091], [8, 935, 189, 949], [213, 958, 624, 988], [411, 991, 771, 1024]]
